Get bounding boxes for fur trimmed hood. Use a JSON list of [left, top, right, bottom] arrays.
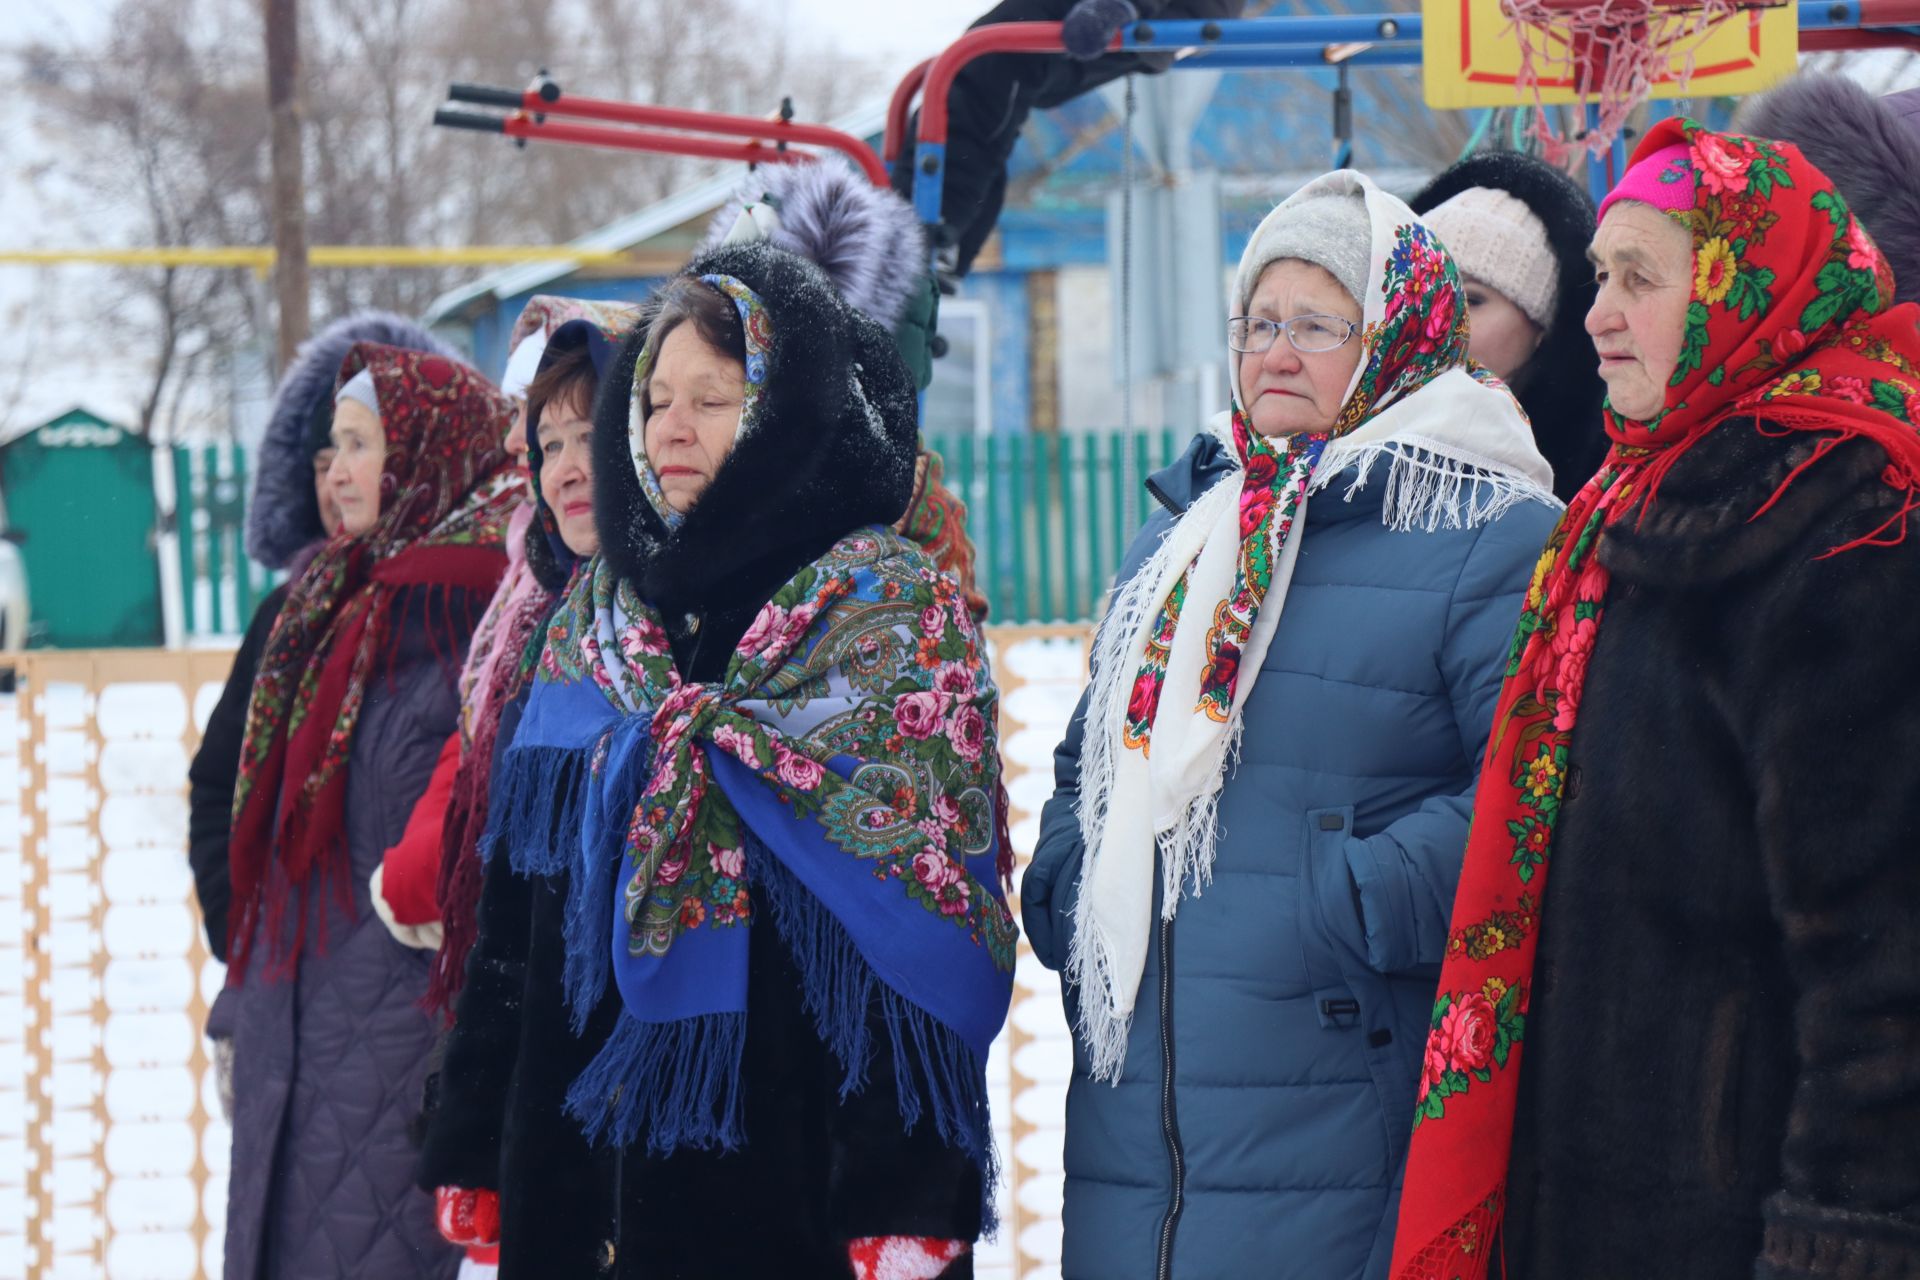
[[1734, 73, 1920, 308], [1411, 151, 1608, 502], [695, 157, 927, 331], [592, 242, 920, 620], [246, 311, 459, 568]]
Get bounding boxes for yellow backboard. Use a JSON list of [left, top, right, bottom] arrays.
[[1421, 0, 1799, 109]]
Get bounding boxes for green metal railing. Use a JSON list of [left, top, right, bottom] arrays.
[[926, 428, 1189, 624], [173, 443, 283, 640], [172, 428, 1192, 636]]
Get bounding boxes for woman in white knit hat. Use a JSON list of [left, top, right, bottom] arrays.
[[1413, 152, 1609, 501], [1020, 171, 1562, 1279]]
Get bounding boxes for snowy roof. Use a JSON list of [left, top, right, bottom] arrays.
[[421, 99, 891, 325]]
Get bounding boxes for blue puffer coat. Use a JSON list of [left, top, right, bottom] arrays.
[[1021, 431, 1557, 1280]]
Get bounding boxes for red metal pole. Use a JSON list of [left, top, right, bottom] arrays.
[[884, 58, 934, 167], [520, 93, 887, 185], [500, 115, 820, 166], [919, 22, 1114, 147]]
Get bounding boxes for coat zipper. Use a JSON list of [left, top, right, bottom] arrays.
[[1154, 913, 1185, 1280]]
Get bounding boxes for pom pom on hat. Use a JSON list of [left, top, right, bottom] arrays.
[[1423, 186, 1559, 329]]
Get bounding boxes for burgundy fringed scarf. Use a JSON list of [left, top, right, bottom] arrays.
[[228, 344, 521, 983]]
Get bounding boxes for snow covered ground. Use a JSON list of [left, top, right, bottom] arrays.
[[1, 629, 1087, 1280]]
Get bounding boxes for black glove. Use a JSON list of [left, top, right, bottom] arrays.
[[1062, 0, 1138, 60]]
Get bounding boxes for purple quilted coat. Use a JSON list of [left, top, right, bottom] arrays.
[[210, 599, 465, 1280]]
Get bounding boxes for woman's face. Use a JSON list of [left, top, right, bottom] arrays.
[[536, 393, 599, 557], [1236, 259, 1365, 437], [326, 399, 387, 536], [1462, 278, 1545, 381], [311, 447, 342, 535], [643, 323, 745, 514], [1585, 201, 1694, 421]]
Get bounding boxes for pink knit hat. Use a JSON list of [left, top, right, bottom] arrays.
[[1596, 143, 1696, 224]]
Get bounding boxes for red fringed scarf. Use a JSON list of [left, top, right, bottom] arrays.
[[227, 344, 522, 983], [425, 559, 564, 1017], [1391, 119, 1920, 1279]]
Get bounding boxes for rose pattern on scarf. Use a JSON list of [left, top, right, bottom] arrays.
[[544, 527, 1018, 968], [1392, 119, 1920, 1280]]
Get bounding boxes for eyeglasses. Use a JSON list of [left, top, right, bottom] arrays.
[[1227, 314, 1358, 355]]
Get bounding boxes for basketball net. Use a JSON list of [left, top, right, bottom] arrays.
[[1502, 0, 1766, 160]]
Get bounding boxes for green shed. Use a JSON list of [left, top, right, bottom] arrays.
[[0, 409, 163, 648]]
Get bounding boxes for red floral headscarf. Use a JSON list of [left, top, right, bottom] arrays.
[[228, 344, 523, 982], [1390, 118, 1920, 1279]]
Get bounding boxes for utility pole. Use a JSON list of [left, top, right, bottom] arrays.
[[265, 0, 310, 371]]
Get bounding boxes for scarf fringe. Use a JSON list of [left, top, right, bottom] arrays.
[[1069, 468, 1240, 1082], [563, 1010, 750, 1153], [753, 844, 1000, 1216], [483, 743, 592, 880], [1314, 436, 1563, 532]]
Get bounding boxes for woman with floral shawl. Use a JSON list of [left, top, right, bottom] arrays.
[[1020, 172, 1560, 1277], [1391, 121, 1920, 1280], [439, 241, 1015, 1278], [215, 343, 521, 1280]]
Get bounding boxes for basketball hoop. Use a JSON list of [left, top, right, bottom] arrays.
[[1501, 0, 1788, 159]]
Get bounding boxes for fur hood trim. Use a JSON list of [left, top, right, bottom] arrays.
[[246, 311, 458, 568], [696, 157, 927, 330]]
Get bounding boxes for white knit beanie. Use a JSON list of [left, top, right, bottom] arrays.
[[1234, 190, 1372, 315], [334, 366, 381, 416], [1422, 187, 1558, 329]]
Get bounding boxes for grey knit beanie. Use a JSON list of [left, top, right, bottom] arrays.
[[1234, 191, 1372, 315]]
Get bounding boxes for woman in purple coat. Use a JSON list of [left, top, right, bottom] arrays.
[[212, 344, 521, 1280]]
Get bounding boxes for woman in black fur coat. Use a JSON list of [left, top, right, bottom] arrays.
[[419, 244, 1006, 1280], [1412, 152, 1608, 501]]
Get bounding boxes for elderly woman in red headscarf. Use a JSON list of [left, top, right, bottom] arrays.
[[1392, 119, 1920, 1280], [213, 344, 522, 1280]]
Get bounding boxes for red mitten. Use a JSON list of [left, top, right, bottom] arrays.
[[435, 1186, 501, 1249], [847, 1237, 969, 1280]]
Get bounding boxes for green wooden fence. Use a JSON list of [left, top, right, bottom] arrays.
[[925, 428, 1189, 624], [174, 428, 1190, 635], [173, 443, 283, 640]]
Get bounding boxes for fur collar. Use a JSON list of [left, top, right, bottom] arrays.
[[1601, 419, 1896, 586]]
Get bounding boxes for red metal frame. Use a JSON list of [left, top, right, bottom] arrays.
[[513, 91, 887, 185], [885, 59, 934, 167], [499, 115, 820, 168]]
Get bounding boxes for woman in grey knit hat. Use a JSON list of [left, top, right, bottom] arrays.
[[1021, 172, 1561, 1279]]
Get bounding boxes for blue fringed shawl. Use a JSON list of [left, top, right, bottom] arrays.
[[482, 525, 1016, 1196]]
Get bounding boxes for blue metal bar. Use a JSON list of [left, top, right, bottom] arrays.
[[1178, 44, 1420, 68], [1122, 14, 1420, 47]]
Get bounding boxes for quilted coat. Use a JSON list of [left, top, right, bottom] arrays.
[[1020, 432, 1557, 1279], [210, 589, 475, 1280]]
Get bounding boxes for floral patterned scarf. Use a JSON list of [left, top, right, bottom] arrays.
[[487, 529, 1015, 1175], [1069, 170, 1553, 1081], [228, 344, 522, 982], [1391, 119, 1920, 1280]]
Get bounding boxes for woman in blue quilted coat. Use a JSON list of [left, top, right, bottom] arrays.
[[1019, 171, 1559, 1279]]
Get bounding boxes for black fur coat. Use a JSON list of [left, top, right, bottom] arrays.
[[419, 245, 979, 1278], [1500, 421, 1920, 1277]]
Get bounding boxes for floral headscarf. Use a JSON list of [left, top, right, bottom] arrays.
[[624, 274, 773, 531], [228, 344, 522, 982], [1391, 119, 1920, 1280], [1069, 171, 1553, 1081]]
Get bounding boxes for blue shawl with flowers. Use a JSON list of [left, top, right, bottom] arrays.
[[485, 523, 1016, 1180]]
